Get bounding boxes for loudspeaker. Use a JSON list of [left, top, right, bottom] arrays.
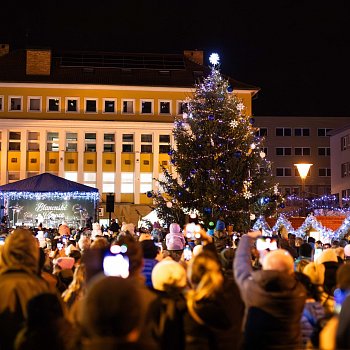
[[106, 193, 115, 213]]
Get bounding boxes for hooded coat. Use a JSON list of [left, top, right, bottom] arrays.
[[234, 235, 306, 350], [0, 229, 49, 350]]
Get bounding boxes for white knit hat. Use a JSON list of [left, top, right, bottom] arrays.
[[151, 258, 187, 291]]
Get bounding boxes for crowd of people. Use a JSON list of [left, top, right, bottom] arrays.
[[0, 217, 350, 349]]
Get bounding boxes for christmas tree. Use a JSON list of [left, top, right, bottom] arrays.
[[152, 53, 282, 231]]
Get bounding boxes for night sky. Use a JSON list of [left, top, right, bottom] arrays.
[[1, 1, 350, 117]]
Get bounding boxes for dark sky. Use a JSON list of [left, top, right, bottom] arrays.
[[1, 1, 350, 117]]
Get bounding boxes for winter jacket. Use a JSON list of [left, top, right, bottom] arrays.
[[142, 258, 158, 288], [0, 229, 50, 350], [234, 234, 307, 350], [300, 300, 325, 348], [148, 290, 187, 350]]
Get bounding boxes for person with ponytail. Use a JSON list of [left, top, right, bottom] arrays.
[[184, 250, 240, 350]]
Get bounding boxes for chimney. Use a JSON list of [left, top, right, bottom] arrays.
[[0, 44, 10, 57], [26, 49, 51, 75], [184, 50, 204, 65]]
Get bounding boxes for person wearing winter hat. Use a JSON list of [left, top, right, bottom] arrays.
[[0, 228, 50, 350], [213, 219, 230, 253], [315, 249, 339, 314], [206, 221, 215, 237], [149, 258, 187, 350], [165, 223, 186, 262]]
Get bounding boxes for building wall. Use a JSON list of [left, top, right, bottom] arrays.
[[255, 116, 350, 197], [330, 125, 350, 204]]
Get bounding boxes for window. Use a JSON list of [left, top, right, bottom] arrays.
[[85, 133, 96, 152], [256, 128, 268, 137], [47, 132, 59, 151], [176, 101, 187, 115], [84, 172, 96, 188], [318, 128, 332, 136], [261, 147, 268, 156], [66, 132, 78, 152], [28, 97, 41, 112], [341, 163, 350, 178], [9, 96, 22, 111], [9, 131, 21, 151], [104, 133, 115, 152], [9, 132, 21, 140], [159, 100, 171, 115], [103, 99, 116, 113], [141, 100, 153, 114], [319, 168, 331, 177], [141, 134, 152, 153], [121, 173, 134, 193], [66, 98, 79, 112], [275, 147, 292, 156], [276, 168, 292, 176], [28, 132, 40, 151], [318, 147, 330, 156], [103, 173, 115, 193], [8, 172, 20, 182], [294, 128, 310, 136], [159, 134, 171, 153], [122, 134, 134, 153], [275, 128, 291, 136], [341, 135, 350, 151], [64, 172, 78, 182], [122, 100, 135, 114], [0, 96, 3, 111], [85, 98, 97, 113], [295, 147, 311, 156], [140, 173, 153, 193], [47, 97, 60, 112]]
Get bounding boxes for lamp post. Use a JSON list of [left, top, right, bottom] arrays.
[[294, 163, 313, 217]]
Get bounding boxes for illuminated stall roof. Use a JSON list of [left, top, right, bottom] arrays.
[[0, 173, 99, 201]]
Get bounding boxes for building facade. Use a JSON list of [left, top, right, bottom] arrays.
[[330, 124, 350, 205], [254, 116, 350, 198], [0, 46, 258, 223]]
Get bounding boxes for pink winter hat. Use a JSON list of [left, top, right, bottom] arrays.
[[169, 223, 181, 234], [55, 257, 75, 270]]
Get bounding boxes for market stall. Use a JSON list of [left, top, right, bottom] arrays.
[[0, 173, 100, 229]]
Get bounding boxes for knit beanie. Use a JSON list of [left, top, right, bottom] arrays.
[[303, 262, 325, 285], [215, 220, 225, 231], [151, 258, 187, 291], [315, 248, 338, 265]]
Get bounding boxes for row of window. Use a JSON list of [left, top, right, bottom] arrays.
[[256, 127, 332, 137], [276, 168, 331, 177], [6, 171, 154, 194], [0, 95, 185, 115], [275, 147, 330, 156], [1, 131, 171, 153]]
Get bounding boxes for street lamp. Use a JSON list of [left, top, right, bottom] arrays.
[[294, 163, 313, 217]]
